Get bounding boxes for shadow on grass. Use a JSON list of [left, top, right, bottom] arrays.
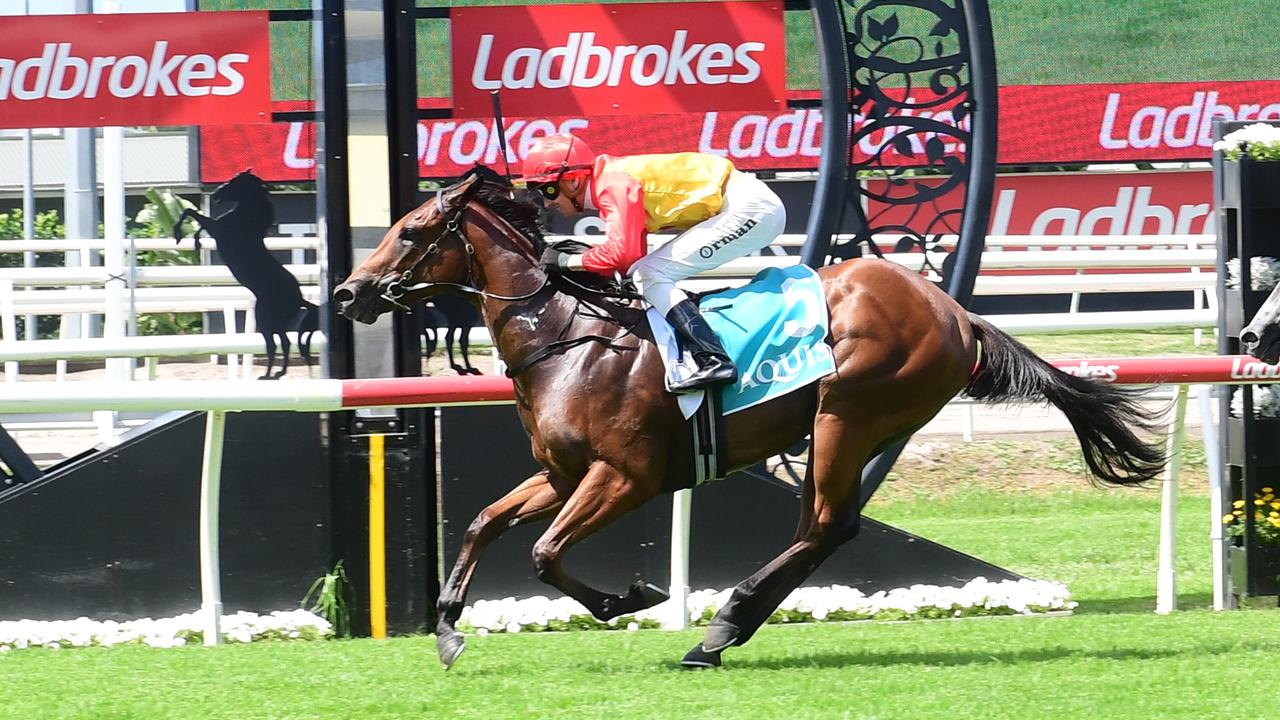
[[1072, 593, 1214, 615], [707, 638, 1259, 672]]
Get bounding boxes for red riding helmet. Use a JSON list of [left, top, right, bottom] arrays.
[[521, 133, 596, 185]]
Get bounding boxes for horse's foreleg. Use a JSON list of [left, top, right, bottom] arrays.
[[531, 462, 667, 622], [684, 413, 868, 668], [172, 208, 214, 242], [436, 470, 564, 669]]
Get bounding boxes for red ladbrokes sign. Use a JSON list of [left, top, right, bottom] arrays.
[[449, 1, 785, 116], [0, 11, 270, 129], [201, 80, 1280, 184]]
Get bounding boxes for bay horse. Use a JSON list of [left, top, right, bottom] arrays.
[[333, 166, 1165, 669]]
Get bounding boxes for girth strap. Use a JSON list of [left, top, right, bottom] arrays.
[[503, 334, 632, 379], [692, 389, 726, 486]]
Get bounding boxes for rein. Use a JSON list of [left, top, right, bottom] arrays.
[[383, 186, 644, 378], [380, 191, 551, 308], [501, 294, 641, 379]]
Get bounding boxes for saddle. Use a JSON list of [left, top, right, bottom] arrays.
[[545, 243, 836, 487]]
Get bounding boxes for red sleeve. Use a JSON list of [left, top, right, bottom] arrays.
[[581, 171, 647, 276]]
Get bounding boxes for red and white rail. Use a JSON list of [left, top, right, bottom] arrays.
[[0, 354, 1275, 415], [0, 355, 1262, 641]]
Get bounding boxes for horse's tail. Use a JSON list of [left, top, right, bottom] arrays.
[[963, 313, 1167, 486], [300, 301, 320, 333]]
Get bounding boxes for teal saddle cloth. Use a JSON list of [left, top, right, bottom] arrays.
[[695, 264, 837, 414]]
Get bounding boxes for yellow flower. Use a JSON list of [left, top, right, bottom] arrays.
[[1224, 513, 1236, 523], [1256, 499, 1266, 506], [1271, 511, 1280, 518], [1266, 494, 1277, 502], [1235, 500, 1246, 508], [1272, 502, 1280, 509], [1265, 487, 1275, 493]]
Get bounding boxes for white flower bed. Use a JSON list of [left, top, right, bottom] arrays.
[[1214, 122, 1280, 161], [0, 609, 331, 653], [1226, 256, 1280, 292], [0, 579, 1075, 651], [459, 577, 1076, 635], [1231, 385, 1280, 418]]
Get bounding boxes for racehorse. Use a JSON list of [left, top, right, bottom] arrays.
[[1242, 279, 1280, 363], [174, 170, 318, 379], [332, 166, 1166, 669]]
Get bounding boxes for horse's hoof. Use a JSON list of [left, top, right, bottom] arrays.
[[680, 644, 722, 669], [630, 581, 670, 608], [701, 621, 740, 653], [437, 631, 467, 670]]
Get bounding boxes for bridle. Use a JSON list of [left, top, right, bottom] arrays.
[[377, 181, 643, 379], [379, 190, 551, 309]]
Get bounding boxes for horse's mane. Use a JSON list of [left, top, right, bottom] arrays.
[[455, 165, 547, 254], [454, 165, 626, 297]]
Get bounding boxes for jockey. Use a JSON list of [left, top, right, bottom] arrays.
[[521, 133, 786, 393]]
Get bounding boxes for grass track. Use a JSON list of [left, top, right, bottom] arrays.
[[5, 481, 1274, 719], [2, 609, 1274, 720]]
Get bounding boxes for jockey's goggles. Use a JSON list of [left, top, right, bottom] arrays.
[[529, 181, 560, 201], [523, 163, 592, 199]]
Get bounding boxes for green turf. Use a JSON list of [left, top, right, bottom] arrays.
[[1012, 328, 1213, 357], [1, 607, 1273, 719], [4, 478, 1272, 719]]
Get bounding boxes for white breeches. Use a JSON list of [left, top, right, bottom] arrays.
[[629, 171, 786, 316]]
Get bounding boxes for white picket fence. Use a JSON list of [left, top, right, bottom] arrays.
[[0, 232, 1218, 371]]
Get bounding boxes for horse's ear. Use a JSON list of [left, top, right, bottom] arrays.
[[442, 172, 483, 213]]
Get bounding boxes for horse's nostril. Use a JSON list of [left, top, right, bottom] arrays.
[[333, 287, 355, 304], [1242, 330, 1260, 347]]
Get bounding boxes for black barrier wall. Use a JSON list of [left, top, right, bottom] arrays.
[[0, 412, 329, 621], [440, 406, 1019, 600]]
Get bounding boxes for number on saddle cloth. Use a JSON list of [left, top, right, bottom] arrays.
[[648, 265, 838, 415]]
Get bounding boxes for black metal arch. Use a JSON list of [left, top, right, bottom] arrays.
[[806, 0, 996, 302], [781, 0, 997, 503]]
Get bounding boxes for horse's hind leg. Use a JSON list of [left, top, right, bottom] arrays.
[[531, 462, 668, 622], [259, 331, 278, 380], [436, 470, 565, 669], [274, 333, 292, 379], [683, 412, 870, 668], [457, 325, 481, 375], [299, 332, 315, 375]]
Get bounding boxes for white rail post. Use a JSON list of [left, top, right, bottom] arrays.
[[99, 0, 128, 443], [1156, 384, 1189, 614], [200, 410, 228, 645], [667, 488, 692, 630], [1, 279, 17, 381], [223, 305, 239, 379], [1198, 384, 1231, 610]]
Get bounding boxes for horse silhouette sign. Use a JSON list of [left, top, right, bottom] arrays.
[[172, 170, 318, 379]]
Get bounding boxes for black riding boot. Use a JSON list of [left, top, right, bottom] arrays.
[[666, 299, 737, 393]]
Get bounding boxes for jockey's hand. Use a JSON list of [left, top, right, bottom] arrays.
[[540, 247, 585, 273]]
